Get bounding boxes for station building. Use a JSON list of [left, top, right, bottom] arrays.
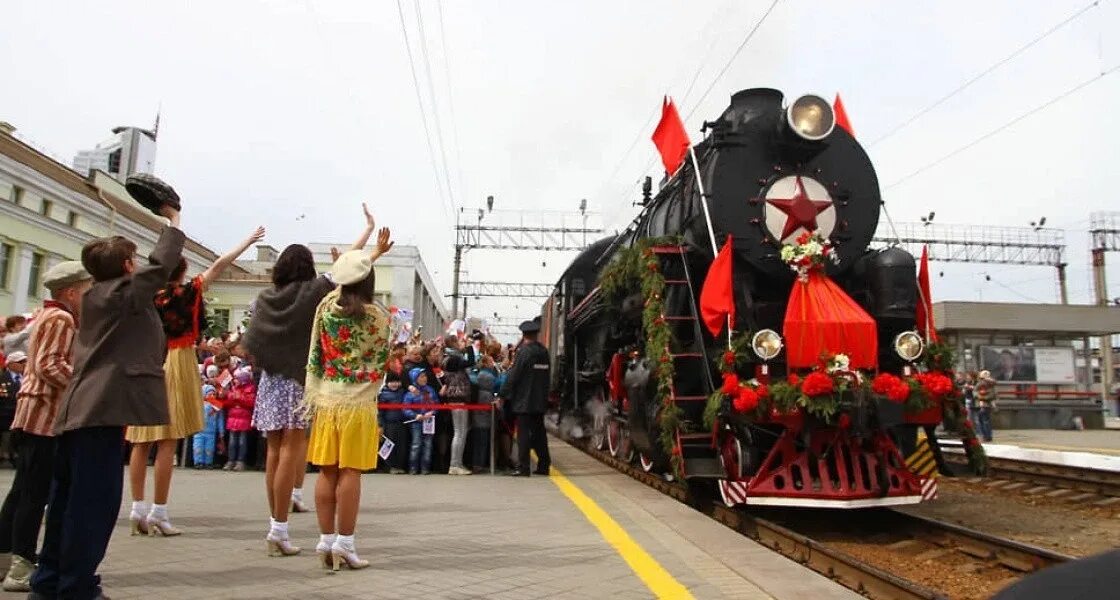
[[934, 301, 1120, 428], [0, 122, 448, 337]]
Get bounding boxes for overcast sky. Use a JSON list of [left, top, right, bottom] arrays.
[[3, 0, 1118, 336]]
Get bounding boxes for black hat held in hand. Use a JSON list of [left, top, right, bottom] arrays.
[[125, 173, 181, 215]]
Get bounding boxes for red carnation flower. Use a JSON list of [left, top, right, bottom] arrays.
[[787, 373, 801, 386], [733, 387, 759, 413], [887, 381, 911, 403], [756, 384, 769, 398], [723, 351, 736, 366], [721, 373, 739, 396], [838, 413, 852, 429], [872, 373, 900, 395], [800, 372, 834, 397], [796, 232, 812, 245]]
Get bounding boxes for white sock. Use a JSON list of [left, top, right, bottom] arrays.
[[319, 533, 336, 547], [291, 488, 303, 502], [148, 503, 168, 521], [131, 501, 150, 517], [335, 534, 354, 549], [270, 519, 288, 536]]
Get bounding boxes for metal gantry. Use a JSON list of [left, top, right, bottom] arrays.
[[873, 221, 1069, 303], [451, 205, 603, 318], [458, 281, 553, 298]]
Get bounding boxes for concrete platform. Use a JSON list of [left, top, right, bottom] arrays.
[[0, 438, 860, 599], [988, 429, 1120, 456]]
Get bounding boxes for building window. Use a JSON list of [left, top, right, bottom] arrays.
[[11, 186, 23, 206], [67, 211, 79, 228], [28, 253, 44, 297], [0, 243, 12, 290], [40, 199, 52, 217]]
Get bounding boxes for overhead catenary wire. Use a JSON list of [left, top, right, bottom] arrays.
[[414, 0, 459, 211], [435, 0, 467, 206], [868, 0, 1103, 148], [395, 0, 456, 222], [884, 64, 1120, 191]]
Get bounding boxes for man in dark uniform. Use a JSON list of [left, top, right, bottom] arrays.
[[498, 319, 550, 477]]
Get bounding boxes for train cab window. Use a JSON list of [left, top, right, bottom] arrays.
[[571, 277, 586, 298]]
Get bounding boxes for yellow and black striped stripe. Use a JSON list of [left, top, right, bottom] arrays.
[[905, 430, 939, 479]]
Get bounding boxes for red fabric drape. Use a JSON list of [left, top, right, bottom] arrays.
[[651, 96, 691, 175], [607, 353, 627, 402], [915, 245, 939, 342], [783, 271, 878, 369], [699, 235, 735, 337], [833, 93, 855, 138]]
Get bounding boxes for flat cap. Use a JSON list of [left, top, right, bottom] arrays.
[[331, 250, 373, 286], [5, 351, 27, 363], [42, 260, 91, 291], [125, 173, 181, 214]]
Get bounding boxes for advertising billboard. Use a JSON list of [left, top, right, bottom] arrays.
[[978, 346, 1076, 384]]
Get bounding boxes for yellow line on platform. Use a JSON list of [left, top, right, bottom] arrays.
[[548, 466, 695, 600]]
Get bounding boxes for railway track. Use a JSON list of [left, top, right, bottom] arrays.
[[940, 451, 1120, 499], [557, 431, 1074, 600]]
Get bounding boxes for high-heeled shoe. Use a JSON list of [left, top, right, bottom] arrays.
[[129, 514, 149, 536], [290, 498, 309, 513], [147, 519, 182, 537], [315, 539, 334, 570], [266, 532, 301, 557], [331, 539, 370, 571]]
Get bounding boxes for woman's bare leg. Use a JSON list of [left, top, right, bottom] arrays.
[[129, 442, 151, 502], [335, 468, 361, 535], [315, 465, 338, 534], [265, 431, 282, 517], [152, 439, 178, 504]]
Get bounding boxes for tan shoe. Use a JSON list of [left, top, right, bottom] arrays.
[[2, 555, 33, 592]]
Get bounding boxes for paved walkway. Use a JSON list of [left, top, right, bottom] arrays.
[[0, 438, 859, 599]]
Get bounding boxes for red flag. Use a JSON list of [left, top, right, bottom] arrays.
[[651, 96, 691, 175], [915, 245, 939, 342], [833, 93, 855, 138], [700, 235, 735, 337]]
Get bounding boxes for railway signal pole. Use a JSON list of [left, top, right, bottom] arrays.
[[451, 200, 603, 318], [1090, 212, 1120, 409]]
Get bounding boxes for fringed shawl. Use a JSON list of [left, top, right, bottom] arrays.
[[301, 288, 391, 417]]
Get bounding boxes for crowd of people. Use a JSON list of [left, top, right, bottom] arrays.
[[0, 199, 553, 599]]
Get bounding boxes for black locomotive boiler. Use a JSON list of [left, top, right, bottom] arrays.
[[540, 88, 939, 508]]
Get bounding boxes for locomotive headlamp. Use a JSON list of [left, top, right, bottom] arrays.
[[894, 331, 924, 362], [786, 94, 835, 141], [751, 329, 783, 361]]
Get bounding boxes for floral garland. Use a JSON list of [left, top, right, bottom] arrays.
[[598, 236, 684, 478], [915, 341, 988, 474], [779, 231, 838, 281]]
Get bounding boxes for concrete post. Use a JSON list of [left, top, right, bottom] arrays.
[[1091, 248, 1113, 413]]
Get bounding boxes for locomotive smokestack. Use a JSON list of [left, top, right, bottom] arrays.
[[725, 88, 784, 127]]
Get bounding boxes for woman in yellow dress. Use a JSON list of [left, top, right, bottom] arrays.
[[302, 233, 392, 570], [126, 226, 264, 536]]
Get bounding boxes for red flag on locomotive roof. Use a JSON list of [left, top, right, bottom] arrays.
[[915, 245, 939, 342], [833, 93, 855, 138], [651, 96, 691, 175], [700, 235, 735, 337]]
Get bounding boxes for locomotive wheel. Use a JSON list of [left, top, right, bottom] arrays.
[[639, 453, 655, 472], [608, 420, 634, 462], [719, 434, 744, 481], [590, 391, 608, 451]]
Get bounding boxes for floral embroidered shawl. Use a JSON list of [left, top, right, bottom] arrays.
[[302, 288, 391, 415]]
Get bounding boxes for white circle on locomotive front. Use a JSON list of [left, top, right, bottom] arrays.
[[762, 175, 836, 244]]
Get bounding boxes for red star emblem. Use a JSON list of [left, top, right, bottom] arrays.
[[766, 175, 832, 241]]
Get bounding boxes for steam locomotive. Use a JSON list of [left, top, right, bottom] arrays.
[[540, 88, 938, 508]]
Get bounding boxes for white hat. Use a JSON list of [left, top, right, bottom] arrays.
[[42, 261, 91, 291], [205, 364, 220, 378], [5, 351, 27, 363], [979, 370, 991, 380], [331, 250, 373, 286]]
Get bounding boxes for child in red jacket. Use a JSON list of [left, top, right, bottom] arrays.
[[224, 366, 256, 471]]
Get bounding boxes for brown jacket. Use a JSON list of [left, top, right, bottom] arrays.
[[53, 226, 185, 434]]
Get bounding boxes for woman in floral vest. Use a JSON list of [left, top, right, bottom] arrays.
[[974, 370, 998, 442], [303, 237, 392, 572]]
